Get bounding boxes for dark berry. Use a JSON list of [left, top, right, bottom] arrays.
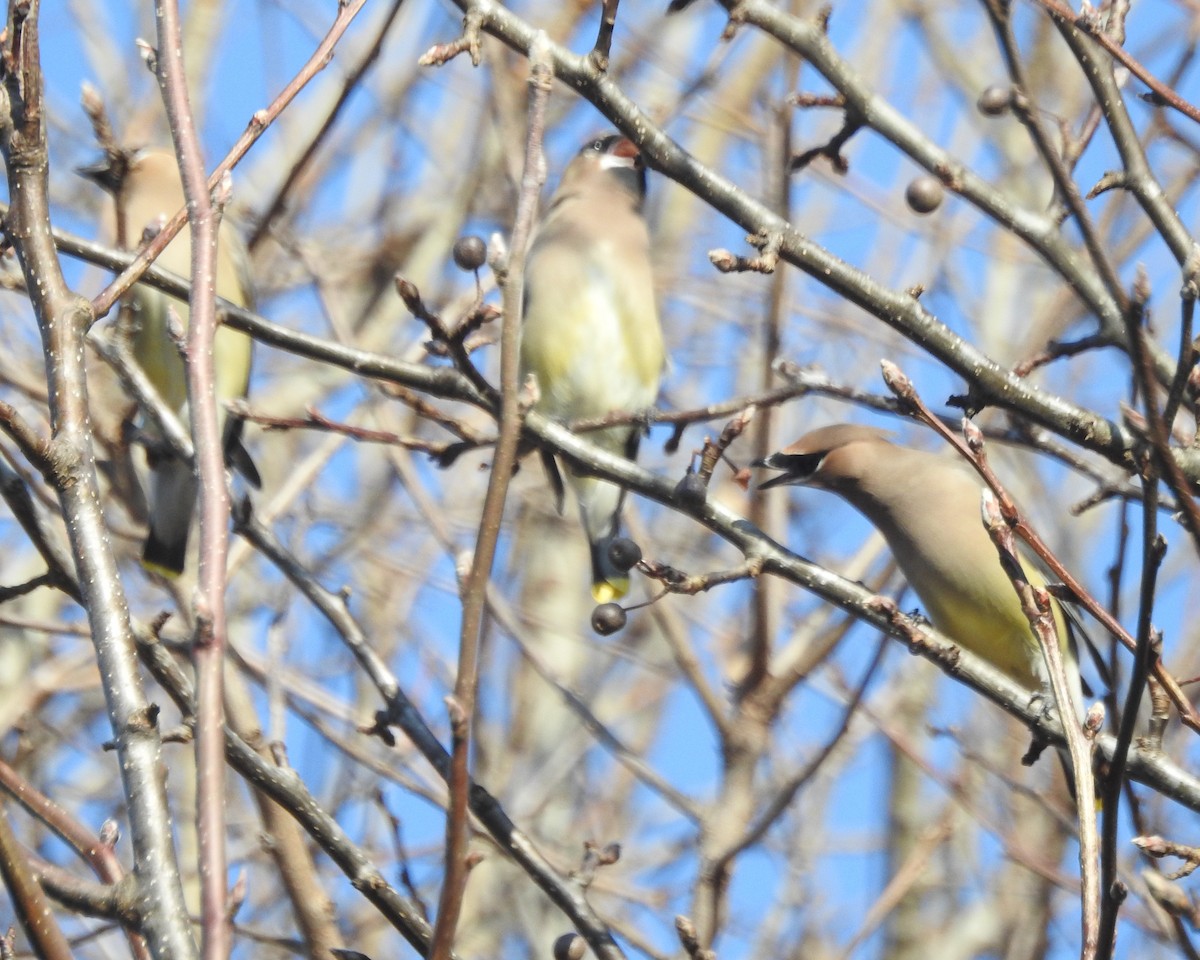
[[591, 602, 627, 636], [977, 85, 1011, 117], [452, 235, 487, 272], [607, 537, 642, 572], [905, 176, 944, 215]]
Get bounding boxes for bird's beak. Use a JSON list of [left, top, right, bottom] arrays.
[[599, 138, 642, 171], [752, 451, 823, 489], [76, 158, 122, 194]]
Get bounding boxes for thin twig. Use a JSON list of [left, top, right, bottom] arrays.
[[979, 487, 1100, 958], [1098, 459, 1164, 955], [1031, 0, 1200, 126], [431, 37, 552, 959], [1125, 270, 1200, 557], [591, 0, 620, 69], [152, 1, 232, 953], [248, 0, 407, 251]]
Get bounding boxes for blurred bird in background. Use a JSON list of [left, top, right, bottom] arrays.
[[520, 135, 665, 603], [84, 149, 258, 576]]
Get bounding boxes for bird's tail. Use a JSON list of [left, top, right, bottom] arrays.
[[142, 455, 197, 577], [575, 474, 628, 603], [589, 536, 629, 603]]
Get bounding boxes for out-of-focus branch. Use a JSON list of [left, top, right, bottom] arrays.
[[719, 637, 887, 865], [132, 626, 441, 957], [248, 0, 407, 252], [984, 0, 1128, 317], [0, 807, 74, 960], [0, 757, 150, 959], [222, 669, 340, 960], [0, 458, 80, 604]]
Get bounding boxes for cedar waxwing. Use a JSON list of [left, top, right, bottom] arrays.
[[86, 149, 257, 575], [755, 424, 1082, 706], [520, 135, 665, 603]]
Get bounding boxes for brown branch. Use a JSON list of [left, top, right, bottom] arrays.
[[0, 758, 149, 959], [979, 488, 1100, 957], [222, 669, 341, 959], [239, 405, 460, 457], [983, 0, 1129, 317], [0, 806, 74, 960], [152, 1, 232, 953], [429, 32, 553, 960], [232, 500, 627, 958], [248, 0, 407, 251], [0, 458, 80, 604], [131, 619, 441, 956], [720, 636, 887, 865]]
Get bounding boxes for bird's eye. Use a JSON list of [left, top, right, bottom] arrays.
[[591, 138, 606, 151]]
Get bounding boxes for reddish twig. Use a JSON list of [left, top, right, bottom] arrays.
[[0, 806, 74, 960], [1031, 0, 1200, 127], [0, 757, 149, 959], [152, 2, 233, 953]]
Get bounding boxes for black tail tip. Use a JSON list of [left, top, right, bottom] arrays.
[[142, 536, 186, 578]]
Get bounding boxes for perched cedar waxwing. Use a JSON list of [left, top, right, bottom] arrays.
[[755, 424, 1083, 706], [86, 149, 257, 575], [520, 135, 665, 603]]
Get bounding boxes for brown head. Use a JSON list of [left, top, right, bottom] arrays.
[[754, 424, 896, 493], [554, 134, 646, 211]]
